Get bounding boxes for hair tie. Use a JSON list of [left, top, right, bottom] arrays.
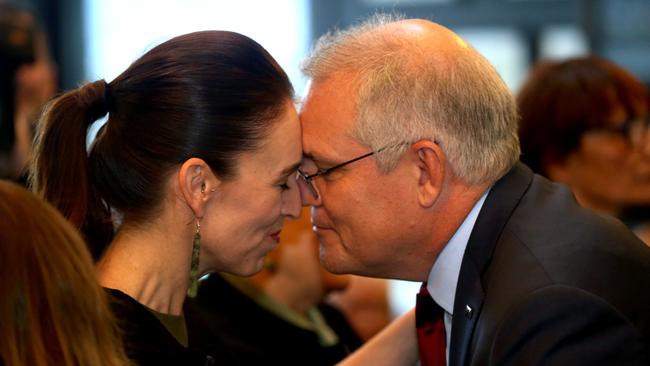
[[102, 79, 113, 112], [85, 79, 111, 131]]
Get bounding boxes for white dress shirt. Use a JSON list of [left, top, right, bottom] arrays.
[[426, 190, 489, 364]]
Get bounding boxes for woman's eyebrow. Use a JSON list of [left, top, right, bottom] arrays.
[[278, 161, 302, 176]]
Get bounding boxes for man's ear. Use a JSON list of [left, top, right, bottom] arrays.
[[178, 158, 218, 218], [412, 140, 445, 208]]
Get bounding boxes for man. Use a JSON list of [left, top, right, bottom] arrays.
[[297, 15, 650, 365]]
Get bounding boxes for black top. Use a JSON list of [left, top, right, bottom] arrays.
[[187, 274, 363, 366], [106, 288, 223, 366]]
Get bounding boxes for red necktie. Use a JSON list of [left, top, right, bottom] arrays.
[[416, 282, 447, 366]]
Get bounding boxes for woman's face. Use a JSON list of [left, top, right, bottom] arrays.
[[201, 101, 303, 276], [553, 107, 650, 215]]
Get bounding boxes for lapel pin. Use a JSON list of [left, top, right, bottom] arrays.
[[464, 305, 473, 319]]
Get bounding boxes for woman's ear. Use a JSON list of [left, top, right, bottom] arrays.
[[412, 140, 445, 208], [178, 158, 218, 218]]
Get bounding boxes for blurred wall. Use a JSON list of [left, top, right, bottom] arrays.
[[8, 0, 649, 92], [309, 0, 650, 90]]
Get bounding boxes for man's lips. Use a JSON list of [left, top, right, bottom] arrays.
[[270, 230, 281, 242], [311, 222, 332, 232]]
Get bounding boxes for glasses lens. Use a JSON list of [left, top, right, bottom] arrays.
[[297, 164, 319, 200], [627, 118, 649, 148]]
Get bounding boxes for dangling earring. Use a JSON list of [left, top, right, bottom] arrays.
[[187, 218, 201, 298]]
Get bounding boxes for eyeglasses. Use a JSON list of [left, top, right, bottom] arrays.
[[589, 116, 650, 148], [297, 142, 411, 200]]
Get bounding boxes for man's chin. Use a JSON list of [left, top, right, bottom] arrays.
[[318, 246, 349, 274]]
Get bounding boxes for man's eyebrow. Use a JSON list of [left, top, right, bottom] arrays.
[[301, 152, 337, 167], [302, 153, 340, 169]]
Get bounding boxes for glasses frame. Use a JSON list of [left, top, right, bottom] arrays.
[[297, 142, 411, 200], [588, 116, 650, 148]]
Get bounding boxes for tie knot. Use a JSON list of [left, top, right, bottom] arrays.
[[419, 282, 431, 296], [415, 282, 447, 366], [416, 282, 443, 327]]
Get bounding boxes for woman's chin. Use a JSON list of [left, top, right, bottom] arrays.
[[232, 256, 268, 277]]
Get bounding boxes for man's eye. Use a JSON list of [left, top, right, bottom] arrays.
[[321, 169, 343, 181]]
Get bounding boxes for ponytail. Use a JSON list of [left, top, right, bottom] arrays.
[[30, 80, 113, 260]]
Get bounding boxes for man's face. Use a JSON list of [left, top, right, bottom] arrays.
[[299, 75, 423, 279]]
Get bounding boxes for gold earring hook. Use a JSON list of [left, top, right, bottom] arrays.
[[200, 183, 216, 194]]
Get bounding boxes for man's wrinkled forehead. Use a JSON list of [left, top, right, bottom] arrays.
[[299, 74, 361, 159]]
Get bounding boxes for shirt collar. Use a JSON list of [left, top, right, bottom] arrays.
[[427, 189, 489, 315]]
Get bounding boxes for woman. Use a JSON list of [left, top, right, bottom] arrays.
[[0, 180, 130, 366], [518, 56, 650, 243], [31, 30, 302, 364]]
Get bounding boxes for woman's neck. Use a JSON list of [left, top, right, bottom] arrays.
[[97, 224, 192, 315]]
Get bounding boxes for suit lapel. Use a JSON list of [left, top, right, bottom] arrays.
[[448, 163, 533, 366]]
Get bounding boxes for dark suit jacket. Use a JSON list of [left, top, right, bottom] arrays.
[[444, 163, 650, 366]]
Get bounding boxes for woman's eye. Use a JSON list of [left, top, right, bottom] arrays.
[[278, 177, 292, 190]]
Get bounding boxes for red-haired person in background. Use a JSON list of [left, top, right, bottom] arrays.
[[518, 56, 650, 245]]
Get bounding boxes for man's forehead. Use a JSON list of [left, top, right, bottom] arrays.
[[304, 72, 358, 103], [302, 76, 357, 122], [301, 121, 364, 164], [300, 124, 344, 160], [299, 73, 363, 159]]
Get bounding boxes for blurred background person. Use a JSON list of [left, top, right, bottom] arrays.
[[517, 56, 650, 244], [0, 3, 57, 183], [0, 179, 131, 366], [191, 207, 362, 365], [326, 275, 391, 342]]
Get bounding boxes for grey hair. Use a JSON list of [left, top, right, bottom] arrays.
[[302, 14, 520, 186]]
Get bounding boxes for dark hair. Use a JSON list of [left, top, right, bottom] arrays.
[[30, 30, 294, 259], [517, 56, 648, 176], [0, 180, 132, 366]]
